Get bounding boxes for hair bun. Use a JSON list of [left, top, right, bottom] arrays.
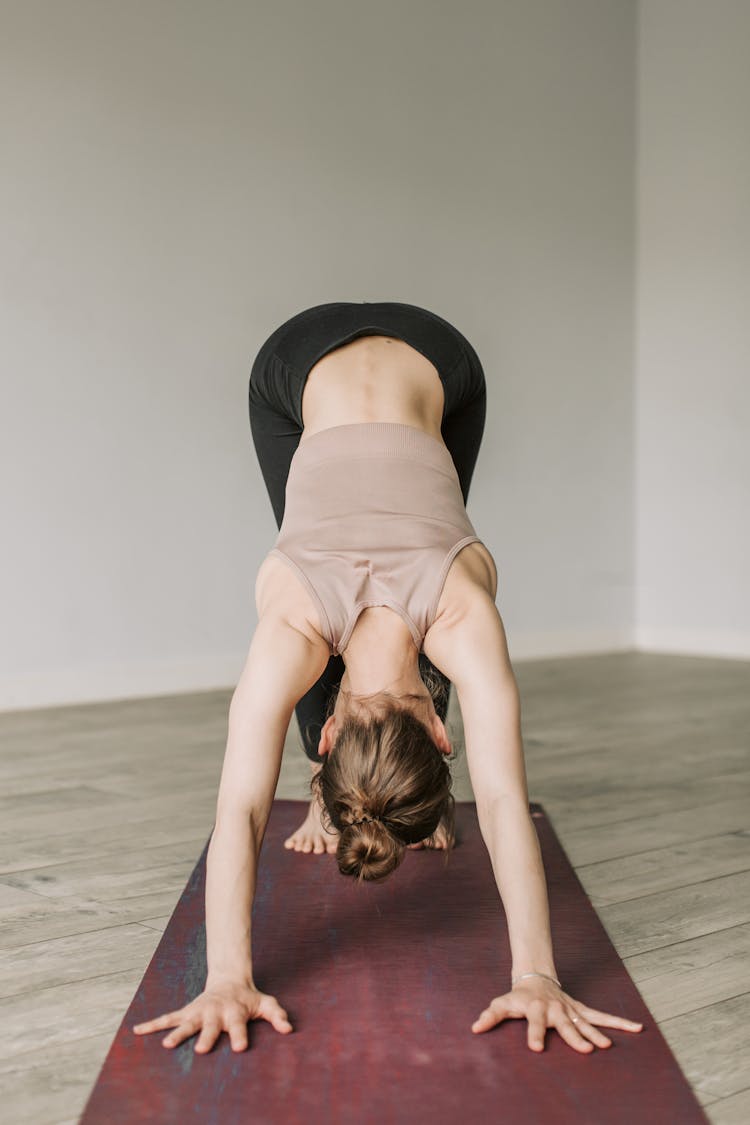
[[340, 821, 404, 884]]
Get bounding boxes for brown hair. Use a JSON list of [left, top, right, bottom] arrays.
[[307, 667, 458, 884]]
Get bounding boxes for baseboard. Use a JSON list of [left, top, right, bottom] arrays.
[[634, 627, 750, 661], [508, 628, 635, 661], [0, 653, 244, 713]]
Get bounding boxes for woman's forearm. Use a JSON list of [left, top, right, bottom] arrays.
[[478, 796, 558, 981], [204, 813, 259, 985]]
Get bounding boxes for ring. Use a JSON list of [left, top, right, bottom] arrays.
[[572, 1016, 580, 1024]]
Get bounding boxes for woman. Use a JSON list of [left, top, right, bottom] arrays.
[[133, 300, 643, 1055], [251, 299, 492, 872]]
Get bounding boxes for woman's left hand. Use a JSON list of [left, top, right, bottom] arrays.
[[471, 977, 643, 1053]]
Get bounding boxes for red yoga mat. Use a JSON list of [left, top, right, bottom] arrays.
[[80, 800, 709, 1124]]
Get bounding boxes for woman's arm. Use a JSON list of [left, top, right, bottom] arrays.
[[425, 590, 554, 976], [133, 609, 329, 1052], [208, 610, 331, 981], [424, 592, 643, 1051]]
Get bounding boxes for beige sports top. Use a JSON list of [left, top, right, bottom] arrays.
[[267, 422, 487, 656]]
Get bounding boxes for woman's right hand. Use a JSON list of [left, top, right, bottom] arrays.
[[132, 978, 293, 1053]]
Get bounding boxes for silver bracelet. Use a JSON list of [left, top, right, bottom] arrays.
[[512, 971, 561, 989]]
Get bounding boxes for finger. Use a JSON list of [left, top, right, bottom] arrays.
[[574, 1005, 643, 1032], [471, 1003, 506, 1033], [194, 1020, 222, 1054], [259, 995, 293, 1033], [568, 1012, 612, 1049], [228, 1019, 249, 1052], [163, 1019, 199, 1048], [133, 1012, 182, 1034], [551, 1011, 594, 1054], [527, 1010, 547, 1052]]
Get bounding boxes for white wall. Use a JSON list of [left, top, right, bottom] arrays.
[[1, 1, 636, 710], [636, 0, 750, 658]]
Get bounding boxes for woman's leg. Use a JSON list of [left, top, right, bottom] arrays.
[[248, 341, 346, 763], [439, 342, 488, 508]]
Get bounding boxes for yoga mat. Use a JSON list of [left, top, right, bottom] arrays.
[[80, 800, 709, 1124]]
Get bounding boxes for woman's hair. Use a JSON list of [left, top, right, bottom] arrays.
[[306, 665, 458, 884]]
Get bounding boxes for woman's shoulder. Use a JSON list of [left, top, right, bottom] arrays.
[[434, 540, 497, 622], [255, 552, 332, 655], [422, 541, 498, 661], [461, 541, 497, 601]]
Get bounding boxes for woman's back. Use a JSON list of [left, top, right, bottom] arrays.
[[301, 333, 446, 441]]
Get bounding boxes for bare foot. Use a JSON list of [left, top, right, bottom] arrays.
[[284, 795, 340, 855]]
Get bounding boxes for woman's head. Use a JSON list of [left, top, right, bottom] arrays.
[[307, 668, 457, 883]]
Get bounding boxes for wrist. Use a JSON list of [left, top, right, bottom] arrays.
[[206, 967, 256, 990], [511, 970, 561, 989], [512, 960, 558, 980]]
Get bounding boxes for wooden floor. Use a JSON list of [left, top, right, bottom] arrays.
[[0, 651, 748, 1124]]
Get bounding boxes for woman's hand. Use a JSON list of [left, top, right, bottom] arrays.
[[132, 978, 293, 1053], [471, 977, 643, 1053]]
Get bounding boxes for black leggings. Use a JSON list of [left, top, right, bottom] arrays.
[[248, 301, 487, 762]]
